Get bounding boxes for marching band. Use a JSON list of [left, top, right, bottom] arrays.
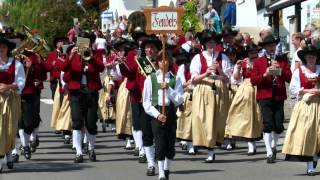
[[0, 23, 320, 179]]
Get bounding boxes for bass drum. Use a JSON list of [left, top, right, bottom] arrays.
[[127, 11, 147, 33]]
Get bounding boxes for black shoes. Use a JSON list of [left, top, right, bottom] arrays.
[[12, 154, 19, 163], [266, 156, 275, 164], [159, 177, 166, 180], [82, 143, 89, 154], [133, 148, 139, 156], [22, 146, 31, 160], [30, 141, 37, 153], [307, 170, 316, 176], [6, 161, 13, 169], [146, 166, 155, 176], [88, 150, 96, 162], [272, 147, 277, 159], [165, 170, 170, 180], [74, 154, 83, 163], [139, 154, 147, 163], [54, 130, 61, 134], [181, 144, 187, 151], [64, 137, 71, 144]]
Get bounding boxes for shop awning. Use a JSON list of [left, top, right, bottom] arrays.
[[266, 0, 306, 11]]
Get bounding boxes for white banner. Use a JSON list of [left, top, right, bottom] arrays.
[[151, 11, 178, 31]]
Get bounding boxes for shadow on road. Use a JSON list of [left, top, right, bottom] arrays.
[[5, 162, 92, 173], [172, 169, 223, 174]]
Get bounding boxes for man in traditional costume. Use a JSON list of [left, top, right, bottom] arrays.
[[61, 34, 105, 163], [251, 34, 292, 163]]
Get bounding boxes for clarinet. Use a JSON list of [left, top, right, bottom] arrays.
[[267, 53, 277, 86]]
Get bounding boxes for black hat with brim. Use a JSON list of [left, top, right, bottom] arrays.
[[198, 30, 222, 46], [141, 34, 162, 50], [113, 37, 130, 51], [0, 37, 16, 52], [258, 34, 280, 46], [245, 43, 261, 53], [132, 31, 148, 42], [297, 44, 318, 64], [222, 26, 238, 37], [53, 36, 68, 47]]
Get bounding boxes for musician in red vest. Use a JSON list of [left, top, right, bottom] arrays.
[[19, 51, 43, 161], [61, 33, 104, 163], [251, 34, 292, 164], [45, 37, 68, 100], [0, 37, 25, 173]]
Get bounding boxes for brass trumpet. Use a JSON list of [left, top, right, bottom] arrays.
[[76, 37, 92, 61]]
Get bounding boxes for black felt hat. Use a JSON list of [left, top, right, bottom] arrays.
[[0, 37, 16, 52], [297, 43, 318, 64], [141, 34, 162, 50], [258, 34, 280, 46]]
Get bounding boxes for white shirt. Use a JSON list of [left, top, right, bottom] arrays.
[[108, 64, 122, 86], [0, 57, 25, 94], [290, 47, 302, 73], [95, 38, 107, 50], [289, 65, 320, 99], [60, 71, 66, 89], [181, 41, 192, 52], [143, 70, 184, 119], [190, 51, 232, 80]]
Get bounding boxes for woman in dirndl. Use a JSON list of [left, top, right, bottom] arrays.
[[0, 37, 25, 173], [282, 43, 320, 176], [225, 43, 263, 155], [190, 30, 231, 163]]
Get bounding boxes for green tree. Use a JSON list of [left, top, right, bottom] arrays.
[[0, 0, 99, 48], [181, 0, 201, 33]]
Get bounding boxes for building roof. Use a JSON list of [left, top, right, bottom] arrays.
[[266, 0, 306, 11]]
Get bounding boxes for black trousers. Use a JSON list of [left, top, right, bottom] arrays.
[[258, 99, 285, 134], [20, 94, 39, 134], [50, 80, 58, 100], [34, 91, 42, 129], [151, 105, 177, 161], [131, 102, 143, 131], [142, 114, 154, 147], [70, 87, 99, 135]]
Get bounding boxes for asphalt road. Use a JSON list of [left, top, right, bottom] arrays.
[[0, 82, 319, 180]]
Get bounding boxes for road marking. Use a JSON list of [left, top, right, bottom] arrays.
[[40, 98, 54, 105]]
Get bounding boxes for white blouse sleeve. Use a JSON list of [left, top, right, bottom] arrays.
[[168, 73, 184, 107], [289, 69, 301, 98], [190, 54, 201, 81], [142, 76, 160, 119], [221, 54, 232, 75], [14, 60, 26, 94], [60, 71, 66, 88]]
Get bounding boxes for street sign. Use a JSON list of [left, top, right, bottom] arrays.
[[144, 6, 184, 35]]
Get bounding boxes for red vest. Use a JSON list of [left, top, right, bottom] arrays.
[[299, 67, 317, 89], [61, 53, 104, 91], [250, 56, 292, 100], [199, 52, 222, 75], [0, 60, 15, 84]]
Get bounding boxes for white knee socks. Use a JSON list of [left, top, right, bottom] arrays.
[[145, 146, 155, 167], [86, 132, 96, 151], [164, 157, 171, 171], [158, 160, 165, 179], [248, 141, 255, 153], [271, 132, 280, 149], [19, 129, 29, 147], [263, 133, 272, 157], [207, 150, 215, 160], [72, 130, 82, 155], [307, 161, 314, 172], [30, 128, 39, 142]]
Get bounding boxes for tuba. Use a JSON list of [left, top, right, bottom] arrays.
[[76, 37, 92, 61], [12, 25, 50, 61]]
